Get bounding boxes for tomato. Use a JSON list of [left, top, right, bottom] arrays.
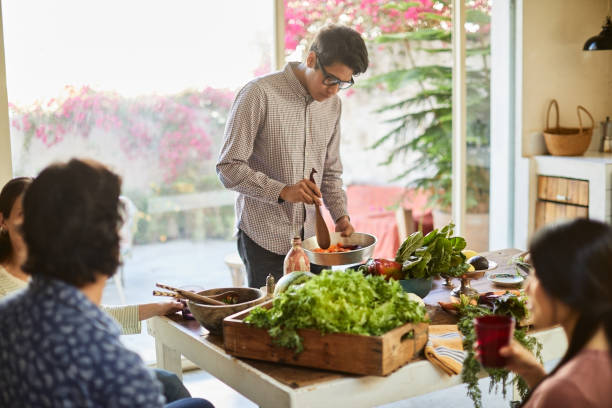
[[365, 258, 404, 281]]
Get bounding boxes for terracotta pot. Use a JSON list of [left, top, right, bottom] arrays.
[[432, 209, 489, 252]]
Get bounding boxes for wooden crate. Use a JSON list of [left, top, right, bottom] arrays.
[[223, 300, 429, 376]]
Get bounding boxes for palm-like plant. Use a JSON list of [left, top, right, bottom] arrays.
[[362, 1, 491, 213]]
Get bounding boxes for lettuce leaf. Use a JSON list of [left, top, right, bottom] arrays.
[[245, 269, 428, 352]]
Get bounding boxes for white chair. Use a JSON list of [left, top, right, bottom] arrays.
[[395, 207, 415, 242], [224, 252, 246, 287], [114, 196, 138, 303]]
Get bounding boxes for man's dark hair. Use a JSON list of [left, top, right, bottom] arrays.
[[309, 24, 369, 75], [0, 177, 33, 263], [22, 159, 123, 287]]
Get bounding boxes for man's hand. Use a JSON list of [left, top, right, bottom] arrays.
[[279, 179, 322, 206], [335, 215, 354, 237]]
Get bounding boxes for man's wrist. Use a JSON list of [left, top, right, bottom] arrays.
[[278, 186, 287, 203], [335, 215, 350, 224]]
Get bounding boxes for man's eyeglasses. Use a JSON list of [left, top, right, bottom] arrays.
[[315, 54, 354, 90]]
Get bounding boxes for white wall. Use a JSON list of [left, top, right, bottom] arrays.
[[0, 6, 12, 185], [522, 0, 612, 157], [515, 0, 612, 248]]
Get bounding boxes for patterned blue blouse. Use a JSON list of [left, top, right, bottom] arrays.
[[0, 276, 164, 407]]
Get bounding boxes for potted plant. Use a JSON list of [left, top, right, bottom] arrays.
[[362, 1, 491, 251]]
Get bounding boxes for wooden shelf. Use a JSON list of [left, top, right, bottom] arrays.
[[532, 155, 612, 234], [537, 175, 588, 206], [535, 175, 589, 230]]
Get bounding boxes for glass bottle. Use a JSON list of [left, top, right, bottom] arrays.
[[283, 236, 310, 275]]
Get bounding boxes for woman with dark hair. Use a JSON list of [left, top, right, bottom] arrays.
[[0, 175, 184, 333], [0, 159, 213, 408], [0, 177, 32, 295], [0, 175, 194, 403], [498, 218, 612, 407]]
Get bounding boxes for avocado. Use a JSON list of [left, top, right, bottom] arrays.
[[468, 255, 489, 270]]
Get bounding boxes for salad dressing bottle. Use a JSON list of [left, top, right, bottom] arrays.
[[283, 236, 310, 275]]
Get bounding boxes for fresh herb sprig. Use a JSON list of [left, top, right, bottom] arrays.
[[456, 293, 542, 408]]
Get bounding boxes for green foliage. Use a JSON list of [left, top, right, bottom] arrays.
[[396, 222, 469, 278], [131, 206, 235, 245], [125, 173, 235, 245], [245, 269, 428, 352], [364, 1, 491, 212], [381, 2, 422, 12], [456, 293, 543, 408]]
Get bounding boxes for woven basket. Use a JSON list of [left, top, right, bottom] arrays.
[[543, 100, 594, 156]]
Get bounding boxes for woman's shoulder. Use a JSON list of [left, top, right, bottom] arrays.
[[528, 349, 612, 408], [560, 349, 612, 374], [0, 265, 28, 298]]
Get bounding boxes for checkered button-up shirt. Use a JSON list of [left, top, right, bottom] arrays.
[[217, 62, 348, 255]]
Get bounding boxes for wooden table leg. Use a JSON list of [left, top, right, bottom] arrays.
[[155, 339, 183, 380], [148, 319, 183, 380]]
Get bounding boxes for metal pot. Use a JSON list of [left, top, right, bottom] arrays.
[[302, 232, 377, 266]]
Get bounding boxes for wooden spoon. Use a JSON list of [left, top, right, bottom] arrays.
[[155, 283, 225, 305], [309, 168, 331, 249], [153, 290, 239, 302]]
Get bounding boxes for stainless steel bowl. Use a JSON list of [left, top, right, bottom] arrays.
[[302, 232, 377, 266]]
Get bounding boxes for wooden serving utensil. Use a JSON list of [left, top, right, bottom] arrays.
[[155, 283, 225, 306], [153, 289, 239, 302], [153, 290, 184, 299], [309, 168, 331, 250]]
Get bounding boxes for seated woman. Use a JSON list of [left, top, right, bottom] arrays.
[[499, 218, 612, 407], [0, 176, 192, 403], [0, 159, 213, 408], [0, 177, 184, 332]]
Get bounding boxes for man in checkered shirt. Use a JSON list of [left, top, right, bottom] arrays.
[[217, 24, 369, 288]]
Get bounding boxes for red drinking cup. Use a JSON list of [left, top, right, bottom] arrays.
[[474, 315, 515, 368]]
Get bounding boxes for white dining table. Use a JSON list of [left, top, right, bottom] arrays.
[[147, 249, 568, 408]]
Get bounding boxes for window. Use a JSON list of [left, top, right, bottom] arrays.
[[2, 0, 274, 361], [284, 0, 491, 251]]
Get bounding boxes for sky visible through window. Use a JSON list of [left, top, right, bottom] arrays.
[[2, 0, 273, 105]]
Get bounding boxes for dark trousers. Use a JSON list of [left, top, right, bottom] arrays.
[[154, 368, 191, 402], [165, 398, 214, 408], [237, 229, 324, 288]]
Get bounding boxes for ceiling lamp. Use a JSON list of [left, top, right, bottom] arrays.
[[583, 3, 612, 51]]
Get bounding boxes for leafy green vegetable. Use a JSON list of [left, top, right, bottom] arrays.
[[456, 293, 542, 408], [245, 269, 428, 352], [396, 222, 470, 279], [510, 253, 532, 276], [395, 231, 424, 262]]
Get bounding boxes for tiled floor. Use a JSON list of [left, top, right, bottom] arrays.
[[102, 239, 556, 407]]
